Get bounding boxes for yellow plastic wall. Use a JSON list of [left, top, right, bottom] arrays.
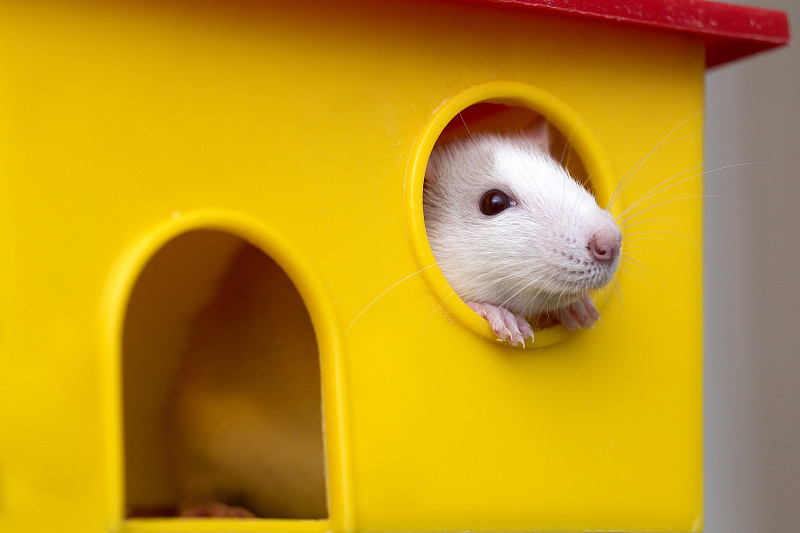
[[0, 0, 705, 532]]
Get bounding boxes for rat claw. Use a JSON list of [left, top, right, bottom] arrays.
[[516, 315, 535, 343], [585, 295, 601, 322], [571, 298, 590, 329], [555, 293, 601, 331], [558, 306, 580, 331], [468, 301, 533, 347]]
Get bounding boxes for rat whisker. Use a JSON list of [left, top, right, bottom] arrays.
[[345, 264, 438, 336], [607, 106, 709, 210], [617, 194, 730, 226], [618, 218, 675, 230], [616, 161, 762, 221], [615, 164, 707, 220], [622, 235, 690, 246], [418, 290, 458, 339], [621, 246, 668, 255], [619, 255, 657, 280], [458, 111, 474, 141], [608, 99, 730, 211], [620, 229, 698, 244], [560, 130, 575, 167], [617, 264, 654, 290], [610, 277, 625, 317]]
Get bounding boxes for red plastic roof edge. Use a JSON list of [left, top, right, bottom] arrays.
[[443, 0, 791, 67]]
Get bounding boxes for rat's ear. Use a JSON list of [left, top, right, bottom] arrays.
[[521, 118, 551, 152]]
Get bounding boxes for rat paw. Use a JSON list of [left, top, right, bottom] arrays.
[[180, 502, 256, 518], [555, 293, 600, 331], [467, 302, 534, 347]]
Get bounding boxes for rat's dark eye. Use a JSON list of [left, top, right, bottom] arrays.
[[479, 189, 515, 216]]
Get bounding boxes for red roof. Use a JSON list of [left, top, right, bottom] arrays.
[[447, 0, 791, 67]]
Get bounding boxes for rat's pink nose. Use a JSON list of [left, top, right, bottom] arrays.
[[589, 227, 621, 262]]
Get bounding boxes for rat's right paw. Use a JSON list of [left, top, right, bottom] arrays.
[[467, 302, 534, 347]]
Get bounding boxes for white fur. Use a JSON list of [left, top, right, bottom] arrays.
[[424, 131, 621, 319]]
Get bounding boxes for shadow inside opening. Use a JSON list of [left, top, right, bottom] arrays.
[[123, 229, 328, 519]]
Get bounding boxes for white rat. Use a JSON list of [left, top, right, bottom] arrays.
[[423, 122, 622, 346]]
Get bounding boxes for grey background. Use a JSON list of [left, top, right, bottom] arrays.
[[703, 0, 799, 531]]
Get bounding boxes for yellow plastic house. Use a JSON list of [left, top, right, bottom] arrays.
[[0, 1, 790, 532]]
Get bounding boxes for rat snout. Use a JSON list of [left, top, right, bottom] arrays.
[[589, 225, 622, 262]]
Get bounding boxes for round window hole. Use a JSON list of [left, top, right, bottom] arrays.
[[409, 84, 620, 348]]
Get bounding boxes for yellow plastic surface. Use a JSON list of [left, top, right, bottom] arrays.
[[0, 0, 704, 532]]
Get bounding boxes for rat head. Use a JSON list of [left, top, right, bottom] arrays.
[[423, 123, 622, 317]]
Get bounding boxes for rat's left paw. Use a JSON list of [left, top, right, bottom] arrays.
[[556, 293, 600, 331], [467, 302, 534, 347]]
